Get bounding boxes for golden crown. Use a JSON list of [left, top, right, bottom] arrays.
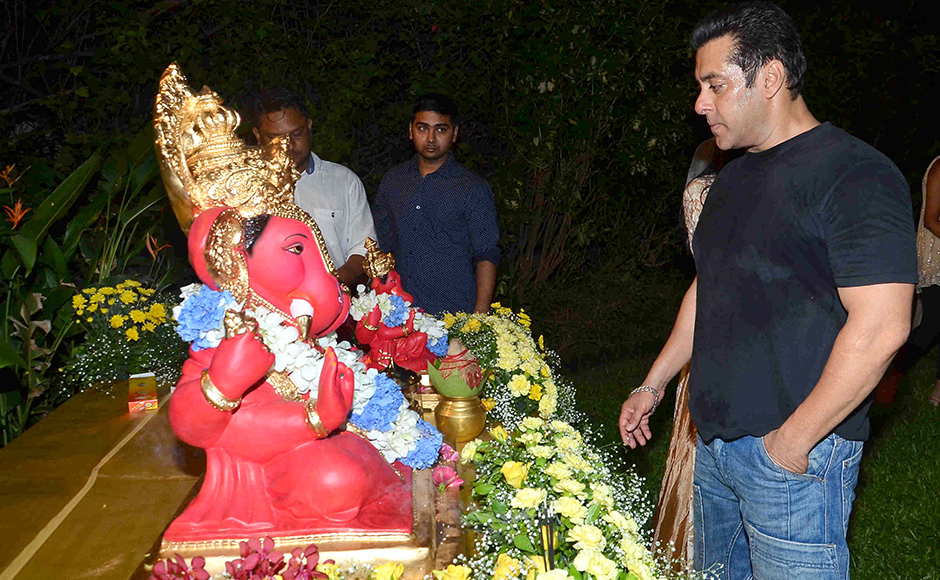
[[154, 63, 300, 233]]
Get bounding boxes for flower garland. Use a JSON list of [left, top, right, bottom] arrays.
[[349, 285, 449, 358], [172, 284, 441, 469], [460, 418, 667, 580], [444, 305, 579, 430]]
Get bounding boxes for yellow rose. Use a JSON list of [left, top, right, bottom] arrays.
[[500, 461, 530, 488], [566, 524, 606, 551], [442, 312, 457, 329], [553, 496, 587, 524], [130, 309, 147, 323], [125, 327, 140, 341], [460, 439, 480, 464], [510, 487, 547, 509], [492, 553, 520, 580], [556, 436, 580, 451], [109, 315, 125, 328], [489, 425, 509, 442], [433, 564, 472, 580], [590, 483, 613, 507], [507, 374, 531, 397], [372, 562, 404, 580], [481, 398, 496, 411]]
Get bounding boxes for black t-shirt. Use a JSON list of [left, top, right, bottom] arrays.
[[690, 123, 916, 443]]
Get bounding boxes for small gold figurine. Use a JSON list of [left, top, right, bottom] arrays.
[[363, 238, 396, 280]]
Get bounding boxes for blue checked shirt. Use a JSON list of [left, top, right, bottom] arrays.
[[373, 154, 499, 315]]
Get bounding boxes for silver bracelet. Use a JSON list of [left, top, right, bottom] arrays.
[[630, 385, 660, 414]]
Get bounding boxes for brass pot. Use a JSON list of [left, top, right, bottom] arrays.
[[434, 395, 487, 443]]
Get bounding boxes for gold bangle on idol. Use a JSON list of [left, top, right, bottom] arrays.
[[362, 321, 378, 332], [305, 398, 330, 438], [200, 370, 242, 412]]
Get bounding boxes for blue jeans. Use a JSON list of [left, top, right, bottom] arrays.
[[693, 433, 864, 580]]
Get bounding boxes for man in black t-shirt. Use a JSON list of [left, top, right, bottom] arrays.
[[619, 3, 916, 578]]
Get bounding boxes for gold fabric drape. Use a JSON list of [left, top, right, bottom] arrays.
[[651, 363, 696, 571]]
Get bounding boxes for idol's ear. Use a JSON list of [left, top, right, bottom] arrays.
[[188, 207, 249, 303]]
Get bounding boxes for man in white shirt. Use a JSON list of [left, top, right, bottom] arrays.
[[253, 89, 376, 289]]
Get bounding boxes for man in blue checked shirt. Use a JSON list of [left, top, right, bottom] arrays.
[[373, 94, 499, 316]]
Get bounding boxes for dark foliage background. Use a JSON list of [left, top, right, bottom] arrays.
[[4, 0, 934, 301]]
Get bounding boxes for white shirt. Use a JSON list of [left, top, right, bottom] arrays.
[[293, 152, 377, 267]]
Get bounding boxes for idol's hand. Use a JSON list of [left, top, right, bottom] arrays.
[[207, 331, 275, 399], [315, 347, 355, 432]]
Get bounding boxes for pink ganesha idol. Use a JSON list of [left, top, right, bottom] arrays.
[[153, 64, 420, 545]]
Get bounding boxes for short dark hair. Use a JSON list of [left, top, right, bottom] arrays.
[[412, 93, 459, 125], [690, 2, 806, 99], [253, 88, 310, 126]]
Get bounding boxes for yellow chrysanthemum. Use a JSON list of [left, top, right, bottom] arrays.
[[459, 318, 482, 333], [71, 295, 87, 311], [119, 290, 137, 304], [148, 303, 167, 321], [87, 303, 98, 313], [528, 383, 543, 401], [109, 315, 125, 328], [144, 322, 156, 332], [98, 287, 117, 295], [125, 327, 140, 341], [130, 309, 147, 323], [90, 292, 105, 303], [141, 288, 155, 296], [107, 299, 115, 305], [82, 288, 96, 295], [86, 317, 92, 322], [122, 279, 141, 287]]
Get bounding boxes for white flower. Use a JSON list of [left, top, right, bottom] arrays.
[[178, 283, 202, 301]]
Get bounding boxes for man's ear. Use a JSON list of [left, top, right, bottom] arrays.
[[762, 59, 785, 99], [307, 118, 313, 132], [408, 122, 414, 141], [452, 126, 459, 142], [252, 127, 261, 143]]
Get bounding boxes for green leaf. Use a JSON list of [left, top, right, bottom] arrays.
[[61, 187, 110, 260], [513, 532, 537, 554], [473, 482, 496, 496], [491, 500, 509, 515], [1, 250, 19, 279], [12, 149, 103, 270], [42, 237, 68, 281], [584, 502, 602, 524], [427, 361, 484, 397], [0, 337, 27, 370]]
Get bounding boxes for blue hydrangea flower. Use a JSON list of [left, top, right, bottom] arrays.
[[401, 419, 443, 469], [382, 295, 408, 328], [427, 333, 449, 357], [350, 374, 405, 432], [175, 287, 236, 351]]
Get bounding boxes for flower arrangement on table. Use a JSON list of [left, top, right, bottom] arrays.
[[459, 418, 668, 580], [172, 283, 442, 468], [442, 305, 578, 430], [67, 279, 186, 388]]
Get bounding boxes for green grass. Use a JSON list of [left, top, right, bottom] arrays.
[[530, 267, 940, 578]]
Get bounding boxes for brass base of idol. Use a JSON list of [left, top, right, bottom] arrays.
[[157, 468, 457, 579], [434, 395, 487, 444]]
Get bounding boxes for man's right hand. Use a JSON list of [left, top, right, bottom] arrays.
[[618, 390, 658, 449]]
